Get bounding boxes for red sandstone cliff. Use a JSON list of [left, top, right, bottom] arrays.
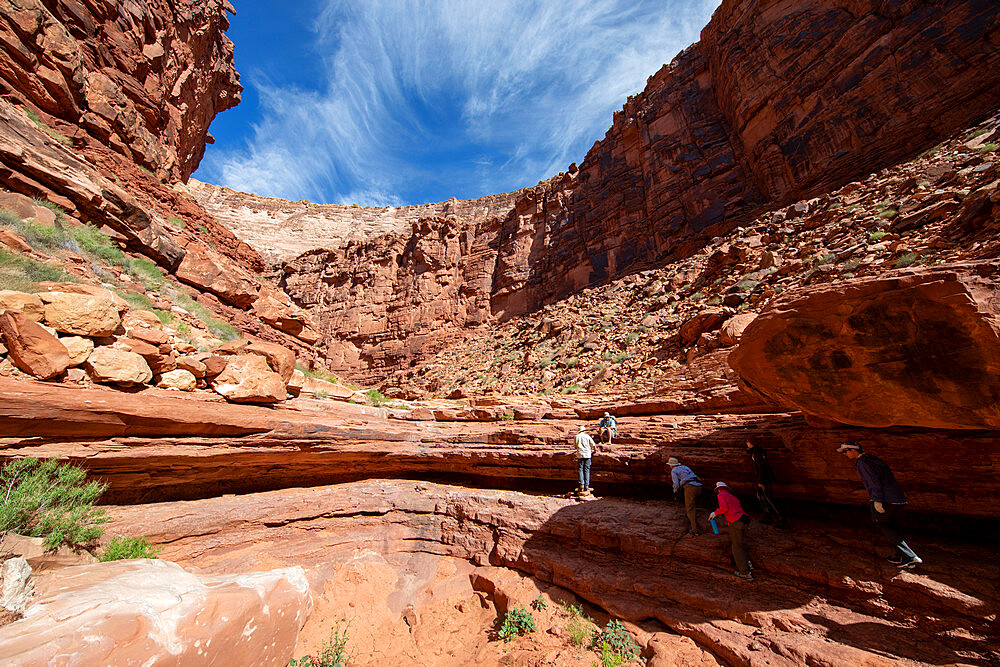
[[0, 0, 241, 181], [205, 0, 1000, 379]]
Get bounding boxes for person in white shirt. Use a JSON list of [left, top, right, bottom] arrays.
[[574, 425, 598, 494]]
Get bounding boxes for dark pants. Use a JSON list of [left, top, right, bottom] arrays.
[[683, 484, 702, 532], [870, 502, 918, 560], [728, 518, 751, 574], [577, 457, 592, 489], [756, 483, 785, 523]]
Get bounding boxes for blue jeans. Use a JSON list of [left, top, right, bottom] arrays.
[[577, 457, 592, 488]]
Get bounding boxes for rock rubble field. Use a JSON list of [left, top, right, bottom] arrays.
[[0, 0, 999, 666]]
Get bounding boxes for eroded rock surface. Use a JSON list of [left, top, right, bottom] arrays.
[[0, 560, 311, 666], [730, 262, 1000, 429]]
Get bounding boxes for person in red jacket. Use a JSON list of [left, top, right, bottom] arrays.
[[709, 481, 754, 581]]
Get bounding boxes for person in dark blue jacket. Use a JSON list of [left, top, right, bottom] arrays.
[[837, 441, 922, 569]]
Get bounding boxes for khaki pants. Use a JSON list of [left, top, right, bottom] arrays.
[[683, 484, 702, 532]]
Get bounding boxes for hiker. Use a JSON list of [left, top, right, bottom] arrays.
[[709, 482, 754, 581], [746, 436, 789, 528], [837, 441, 922, 569], [598, 411, 618, 444], [574, 425, 597, 496], [668, 457, 702, 535]]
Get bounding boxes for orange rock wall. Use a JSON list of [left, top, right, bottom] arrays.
[[0, 0, 241, 180]]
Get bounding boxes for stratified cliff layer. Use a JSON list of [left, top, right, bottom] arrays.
[[194, 0, 1000, 380], [0, 0, 241, 181]]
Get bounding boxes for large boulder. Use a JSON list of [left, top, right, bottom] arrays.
[[0, 560, 311, 666], [175, 246, 258, 308], [157, 369, 196, 391], [678, 309, 726, 346], [211, 354, 286, 403], [729, 262, 1000, 429], [38, 290, 121, 337], [84, 347, 152, 385], [0, 311, 70, 379], [718, 313, 757, 347], [245, 340, 296, 383], [0, 291, 44, 321], [59, 336, 94, 367]]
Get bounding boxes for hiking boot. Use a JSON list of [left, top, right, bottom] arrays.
[[899, 556, 923, 570], [734, 570, 754, 581], [685, 529, 701, 537]]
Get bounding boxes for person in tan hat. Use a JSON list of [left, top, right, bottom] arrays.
[[574, 425, 598, 496], [668, 457, 703, 535]]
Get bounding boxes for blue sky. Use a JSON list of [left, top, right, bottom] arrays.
[[195, 0, 721, 206]]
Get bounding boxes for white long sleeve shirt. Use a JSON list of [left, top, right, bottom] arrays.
[[575, 432, 596, 458]]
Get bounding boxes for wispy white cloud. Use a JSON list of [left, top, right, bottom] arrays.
[[201, 0, 721, 205]]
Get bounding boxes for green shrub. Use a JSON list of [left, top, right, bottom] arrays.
[[878, 208, 898, 220], [561, 384, 584, 394], [532, 595, 548, 611], [0, 247, 74, 291], [592, 619, 640, 666], [535, 357, 553, 369], [115, 289, 154, 312], [612, 353, 630, 364], [895, 252, 920, 268], [153, 308, 175, 325], [207, 319, 240, 342], [290, 620, 351, 667], [167, 216, 185, 229], [99, 536, 163, 561], [498, 605, 536, 642], [365, 388, 387, 406], [0, 458, 107, 550], [314, 390, 330, 400], [867, 231, 889, 244], [500, 412, 514, 420], [127, 257, 165, 290], [566, 358, 578, 369], [978, 142, 998, 152], [564, 603, 593, 647], [69, 224, 126, 265]]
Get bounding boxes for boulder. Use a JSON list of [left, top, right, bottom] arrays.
[[246, 340, 296, 383], [85, 347, 152, 385], [121, 310, 162, 331], [252, 288, 322, 343], [287, 368, 305, 397], [157, 369, 196, 391], [59, 335, 94, 366], [176, 355, 207, 378], [175, 246, 259, 308], [678, 309, 726, 346], [718, 313, 757, 347], [199, 354, 228, 377], [0, 291, 44, 321], [729, 262, 1000, 429], [38, 291, 121, 337], [0, 560, 311, 666], [211, 354, 286, 403], [0, 311, 70, 379], [1, 557, 34, 613], [129, 327, 169, 346]]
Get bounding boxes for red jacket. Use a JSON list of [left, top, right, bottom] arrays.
[[715, 488, 746, 524]]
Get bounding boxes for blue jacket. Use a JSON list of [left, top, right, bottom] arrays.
[[855, 454, 907, 504], [671, 465, 702, 494]]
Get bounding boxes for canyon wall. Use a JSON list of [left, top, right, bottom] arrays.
[[194, 0, 1000, 379], [0, 0, 241, 181]]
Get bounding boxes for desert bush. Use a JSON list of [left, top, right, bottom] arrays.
[[290, 619, 351, 667], [592, 619, 640, 666], [564, 602, 593, 647], [498, 605, 535, 642], [99, 536, 163, 561], [0, 458, 107, 549], [0, 247, 73, 291], [364, 388, 387, 406], [867, 231, 888, 244], [531, 595, 548, 611], [895, 252, 920, 268], [23, 108, 72, 146], [167, 216, 186, 229]]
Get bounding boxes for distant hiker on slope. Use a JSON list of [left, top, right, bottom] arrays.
[[837, 441, 922, 569], [668, 457, 702, 535], [598, 411, 618, 444], [709, 482, 754, 581], [574, 425, 598, 497], [746, 436, 789, 528]]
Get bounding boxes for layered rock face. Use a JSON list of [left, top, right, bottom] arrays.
[[0, 0, 241, 180], [199, 0, 1000, 379]]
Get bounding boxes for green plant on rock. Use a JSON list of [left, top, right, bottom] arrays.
[[290, 619, 351, 667], [561, 384, 584, 394], [23, 108, 72, 147], [498, 605, 536, 642], [365, 388, 387, 406], [0, 458, 107, 550], [867, 231, 889, 244], [314, 390, 330, 400], [167, 216, 186, 229], [531, 595, 548, 611], [591, 619, 640, 666], [99, 536, 163, 561], [895, 252, 920, 268], [0, 247, 74, 292]]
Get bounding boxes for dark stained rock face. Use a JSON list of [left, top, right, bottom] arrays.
[[729, 262, 1000, 429]]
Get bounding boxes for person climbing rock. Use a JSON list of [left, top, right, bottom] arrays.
[[746, 436, 789, 528], [837, 441, 922, 569], [598, 411, 618, 444], [668, 457, 702, 535], [574, 425, 597, 497], [709, 482, 754, 581]]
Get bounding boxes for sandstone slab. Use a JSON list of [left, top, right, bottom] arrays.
[[0, 560, 311, 666], [246, 340, 296, 383], [0, 311, 70, 379], [729, 262, 1000, 429], [0, 291, 44, 322]]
